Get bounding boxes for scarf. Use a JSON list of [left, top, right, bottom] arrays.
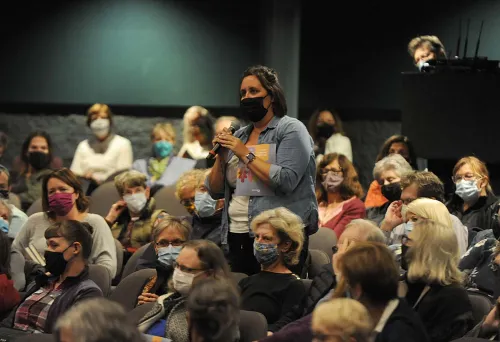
[[148, 157, 169, 182]]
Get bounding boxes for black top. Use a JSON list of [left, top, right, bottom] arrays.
[[239, 271, 306, 332], [406, 280, 474, 342], [374, 300, 430, 342], [459, 238, 498, 297]]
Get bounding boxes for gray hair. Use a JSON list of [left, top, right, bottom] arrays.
[[344, 219, 386, 244], [373, 154, 412, 180], [55, 298, 144, 342], [0, 200, 12, 224], [152, 216, 192, 243], [0, 165, 9, 185]]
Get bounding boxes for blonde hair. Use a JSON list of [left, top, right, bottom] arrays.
[[408, 35, 447, 60], [151, 123, 176, 142], [250, 207, 304, 265], [152, 216, 191, 243], [114, 170, 147, 196], [407, 219, 463, 285], [86, 103, 112, 126], [183, 106, 209, 144], [312, 298, 373, 342], [453, 156, 492, 193], [407, 198, 452, 228], [175, 169, 207, 199]]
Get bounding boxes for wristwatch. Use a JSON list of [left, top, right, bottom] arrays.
[[244, 152, 256, 165]]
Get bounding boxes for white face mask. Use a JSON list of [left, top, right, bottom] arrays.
[[173, 268, 198, 296], [123, 192, 147, 214], [90, 118, 110, 139]]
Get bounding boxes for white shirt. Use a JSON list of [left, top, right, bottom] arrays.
[[70, 135, 133, 183]]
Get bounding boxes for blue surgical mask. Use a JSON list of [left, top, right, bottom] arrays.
[[157, 245, 182, 268], [253, 242, 279, 266], [0, 219, 8, 234], [153, 140, 173, 159], [404, 221, 414, 233], [194, 191, 217, 218], [455, 180, 480, 204]]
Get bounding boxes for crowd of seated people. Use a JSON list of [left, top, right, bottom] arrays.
[[0, 58, 499, 342]]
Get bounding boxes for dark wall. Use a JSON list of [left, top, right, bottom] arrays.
[[0, 0, 262, 107]]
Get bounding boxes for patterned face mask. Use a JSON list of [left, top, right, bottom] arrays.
[[253, 242, 279, 266]]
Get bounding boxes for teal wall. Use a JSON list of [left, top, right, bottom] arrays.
[[0, 1, 261, 107]]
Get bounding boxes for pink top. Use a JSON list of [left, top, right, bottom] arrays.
[[318, 197, 366, 238]]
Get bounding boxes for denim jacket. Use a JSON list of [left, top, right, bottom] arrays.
[[205, 115, 318, 251]]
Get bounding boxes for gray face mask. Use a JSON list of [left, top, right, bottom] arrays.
[[455, 180, 481, 204], [321, 172, 344, 193]]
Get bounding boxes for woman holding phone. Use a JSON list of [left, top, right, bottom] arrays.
[[206, 65, 317, 276]]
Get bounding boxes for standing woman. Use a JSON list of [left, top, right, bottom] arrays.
[[206, 65, 317, 276], [307, 108, 353, 163], [70, 103, 133, 188]]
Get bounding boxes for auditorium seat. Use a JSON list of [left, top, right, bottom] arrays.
[[87, 181, 121, 218], [88, 264, 112, 297], [112, 239, 124, 285], [7, 193, 21, 210], [467, 291, 493, 326], [110, 268, 156, 311], [231, 272, 248, 285], [153, 185, 189, 217], [309, 227, 337, 259], [26, 198, 43, 217], [121, 243, 152, 280], [239, 310, 268, 342], [307, 249, 331, 279]]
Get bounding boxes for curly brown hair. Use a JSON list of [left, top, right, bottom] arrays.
[[316, 153, 364, 203]]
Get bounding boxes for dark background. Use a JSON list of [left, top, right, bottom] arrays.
[[1, 0, 499, 190]]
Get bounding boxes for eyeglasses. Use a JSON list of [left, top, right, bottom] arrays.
[[320, 168, 343, 177], [180, 198, 195, 207], [452, 173, 478, 183], [156, 239, 185, 248], [173, 261, 205, 274]]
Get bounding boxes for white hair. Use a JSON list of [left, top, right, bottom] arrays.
[[373, 154, 413, 180]]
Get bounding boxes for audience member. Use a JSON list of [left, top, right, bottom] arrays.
[[402, 219, 473, 341], [459, 237, 500, 298], [316, 153, 365, 237], [408, 35, 447, 67], [0, 132, 7, 163], [137, 240, 231, 342], [239, 207, 305, 333], [312, 298, 373, 342], [0, 166, 28, 239], [178, 106, 214, 160], [70, 103, 133, 186], [215, 116, 240, 136], [187, 279, 240, 342], [56, 297, 144, 342], [260, 219, 387, 342], [12, 168, 117, 278], [464, 296, 500, 339], [106, 170, 167, 258], [366, 154, 412, 225], [447, 156, 500, 242], [207, 65, 317, 276], [3, 220, 103, 333], [177, 169, 224, 247], [307, 108, 353, 163], [10, 131, 59, 211], [132, 122, 196, 191], [365, 135, 417, 209], [381, 171, 468, 255], [0, 231, 20, 317], [136, 217, 192, 306]]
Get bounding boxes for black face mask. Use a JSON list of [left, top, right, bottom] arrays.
[[381, 182, 402, 202], [44, 245, 72, 277], [28, 151, 50, 170], [317, 123, 335, 138], [0, 190, 8, 200], [240, 96, 270, 122], [401, 244, 410, 271]]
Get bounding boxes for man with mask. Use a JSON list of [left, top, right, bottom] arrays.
[[176, 169, 224, 247], [105, 170, 167, 265], [408, 35, 447, 71], [380, 171, 468, 255]]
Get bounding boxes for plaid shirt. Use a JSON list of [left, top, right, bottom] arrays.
[[13, 281, 62, 333]]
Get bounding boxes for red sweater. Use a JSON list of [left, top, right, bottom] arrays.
[[319, 197, 366, 238], [0, 274, 20, 316]]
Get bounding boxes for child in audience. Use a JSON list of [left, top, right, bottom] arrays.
[[239, 207, 306, 334], [3, 220, 103, 333], [316, 153, 365, 238]]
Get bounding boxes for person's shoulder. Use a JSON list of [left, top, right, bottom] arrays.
[[112, 135, 132, 145], [11, 206, 28, 220], [277, 116, 307, 132], [83, 213, 108, 227], [346, 197, 365, 209], [27, 212, 47, 223], [76, 139, 91, 149]]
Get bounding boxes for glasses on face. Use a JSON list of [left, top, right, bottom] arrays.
[[156, 239, 185, 248], [180, 198, 195, 207], [452, 173, 477, 183], [320, 168, 343, 177], [173, 261, 205, 274]]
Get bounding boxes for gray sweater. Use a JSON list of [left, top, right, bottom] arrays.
[[12, 212, 117, 278]]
